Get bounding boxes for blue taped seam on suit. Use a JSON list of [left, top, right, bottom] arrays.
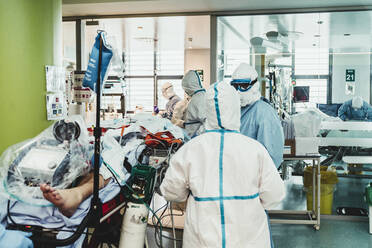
[[191, 89, 206, 96], [193, 193, 259, 202], [219, 132, 226, 248], [194, 70, 203, 88], [205, 129, 240, 134], [192, 128, 260, 248], [213, 82, 224, 129]]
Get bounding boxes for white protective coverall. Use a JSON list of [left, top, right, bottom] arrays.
[[182, 70, 206, 138], [161, 82, 181, 120], [171, 95, 190, 128], [160, 81, 285, 248]]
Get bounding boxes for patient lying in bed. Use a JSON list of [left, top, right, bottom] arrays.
[[1, 114, 185, 220]]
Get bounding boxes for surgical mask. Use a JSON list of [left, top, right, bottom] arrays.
[[239, 82, 261, 107]]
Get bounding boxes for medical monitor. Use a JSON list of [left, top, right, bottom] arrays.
[[293, 86, 310, 103]]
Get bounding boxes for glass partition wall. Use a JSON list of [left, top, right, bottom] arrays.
[[63, 10, 372, 216], [64, 16, 188, 112], [217, 11, 372, 216]]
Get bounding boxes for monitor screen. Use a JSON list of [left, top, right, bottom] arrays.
[[293, 86, 310, 103]]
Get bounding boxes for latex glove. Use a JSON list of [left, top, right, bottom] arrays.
[[0, 225, 33, 248], [154, 106, 160, 114]]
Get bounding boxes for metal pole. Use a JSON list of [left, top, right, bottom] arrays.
[[312, 162, 316, 217], [210, 15, 217, 85], [75, 20, 82, 71], [92, 34, 103, 210], [317, 158, 321, 228]]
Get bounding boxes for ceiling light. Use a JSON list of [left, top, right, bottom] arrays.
[[250, 37, 284, 51], [284, 31, 303, 40], [266, 31, 289, 46]]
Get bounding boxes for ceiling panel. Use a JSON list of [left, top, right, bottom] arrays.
[[62, 0, 372, 16], [220, 11, 372, 53]]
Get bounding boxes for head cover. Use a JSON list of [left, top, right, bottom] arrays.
[[182, 70, 204, 96], [352, 96, 363, 109], [205, 82, 240, 131], [231, 63, 261, 106], [162, 82, 176, 100], [231, 63, 258, 84]]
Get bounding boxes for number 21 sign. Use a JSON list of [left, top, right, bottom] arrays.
[[346, 69, 355, 82]]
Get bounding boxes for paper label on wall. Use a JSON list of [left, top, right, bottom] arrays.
[[46, 93, 67, 120], [345, 81, 355, 95], [45, 65, 66, 92]]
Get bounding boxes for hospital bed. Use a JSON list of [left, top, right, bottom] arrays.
[[298, 121, 372, 165], [2, 119, 183, 248]]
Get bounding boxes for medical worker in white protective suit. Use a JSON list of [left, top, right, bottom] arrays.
[[160, 82, 181, 120], [231, 63, 284, 168], [182, 70, 206, 138], [160, 81, 285, 248]]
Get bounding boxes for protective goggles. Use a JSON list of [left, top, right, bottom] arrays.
[[230, 79, 257, 92]]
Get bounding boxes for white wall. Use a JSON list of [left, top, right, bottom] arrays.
[[184, 49, 211, 88], [332, 54, 370, 103], [53, 0, 63, 66]]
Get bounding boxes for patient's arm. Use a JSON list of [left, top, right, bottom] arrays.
[[40, 173, 110, 217]]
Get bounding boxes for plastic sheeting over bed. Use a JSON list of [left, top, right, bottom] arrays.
[[0, 116, 92, 207], [99, 114, 185, 184], [291, 108, 341, 137]]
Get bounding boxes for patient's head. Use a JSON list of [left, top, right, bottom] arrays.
[[352, 96, 363, 109]]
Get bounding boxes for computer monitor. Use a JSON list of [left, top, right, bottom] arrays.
[[293, 86, 310, 103]]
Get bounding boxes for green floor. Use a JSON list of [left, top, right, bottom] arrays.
[[272, 220, 371, 248], [147, 219, 371, 248]]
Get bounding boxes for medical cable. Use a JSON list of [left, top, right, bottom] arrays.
[[103, 159, 166, 247], [152, 203, 184, 246]]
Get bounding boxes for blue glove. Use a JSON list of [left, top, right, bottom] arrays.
[[154, 106, 160, 114], [0, 225, 33, 248]]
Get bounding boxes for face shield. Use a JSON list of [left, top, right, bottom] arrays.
[[230, 78, 258, 92]]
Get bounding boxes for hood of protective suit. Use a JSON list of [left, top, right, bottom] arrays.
[[182, 70, 204, 96], [231, 63, 258, 83], [162, 82, 176, 100], [352, 96, 363, 109], [231, 63, 261, 107], [205, 82, 240, 131]]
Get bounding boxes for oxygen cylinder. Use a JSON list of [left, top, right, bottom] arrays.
[[119, 202, 149, 248]]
